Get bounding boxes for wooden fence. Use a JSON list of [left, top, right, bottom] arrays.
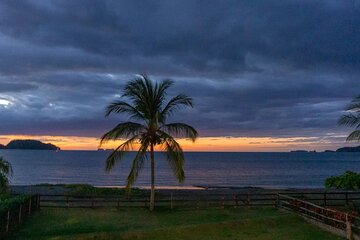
[[38, 191, 360, 209], [281, 191, 360, 207], [39, 192, 278, 208], [0, 194, 40, 238], [277, 194, 360, 239]]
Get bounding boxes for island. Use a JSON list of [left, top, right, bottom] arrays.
[[97, 148, 114, 151], [4, 140, 60, 150], [290, 150, 317, 153], [0, 144, 6, 149]]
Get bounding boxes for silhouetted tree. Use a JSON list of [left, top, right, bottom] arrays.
[[100, 74, 197, 211]]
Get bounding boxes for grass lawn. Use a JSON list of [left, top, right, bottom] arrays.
[[12, 207, 343, 240]]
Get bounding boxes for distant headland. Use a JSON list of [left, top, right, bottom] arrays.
[[0, 139, 60, 150], [335, 146, 360, 152], [290, 146, 360, 153]]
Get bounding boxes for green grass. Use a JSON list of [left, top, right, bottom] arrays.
[[13, 207, 343, 240]]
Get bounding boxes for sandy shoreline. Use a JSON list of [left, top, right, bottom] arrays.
[[9, 184, 333, 196], [96, 185, 207, 190]]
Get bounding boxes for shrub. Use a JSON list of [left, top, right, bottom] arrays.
[[325, 171, 360, 190], [64, 184, 145, 196], [0, 157, 12, 194], [0, 195, 28, 214]]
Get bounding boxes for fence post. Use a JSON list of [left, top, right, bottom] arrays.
[[6, 210, 10, 232], [222, 197, 225, 208], [28, 198, 32, 214], [247, 194, 250, 206], [66, 196, 69, 208], [19, 204, 22, 223], [234, 195, 238, 208], [323, 193, 327, 206], [346, 214, 353, 240], [345, 192, 349, 206], [276, 194, 280, 207], [91, 197, 95, 208], [36, 194, 39, 209], [170, 193, 173, 210]]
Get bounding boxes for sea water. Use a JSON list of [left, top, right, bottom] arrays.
[[1, 150, 360, 189]]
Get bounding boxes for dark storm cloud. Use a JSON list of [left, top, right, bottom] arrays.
[[0, 81, 37, 93], [0, 0, 359, 145]]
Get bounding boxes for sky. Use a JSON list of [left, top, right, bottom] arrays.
[[0, 0, 359, 151]]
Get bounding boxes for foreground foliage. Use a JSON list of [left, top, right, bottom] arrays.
[[0, 156, 12, 194], [13, 207, 341, 240], [325, 171, 360, 190], [0, 195, 28, 214]]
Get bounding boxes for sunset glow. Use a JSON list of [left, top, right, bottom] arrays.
[[0, 135, 349, 152]]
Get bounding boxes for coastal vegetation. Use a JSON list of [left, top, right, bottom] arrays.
[[35, 183, 146, 196], [100, 74, 198, 211], [12, 207, 340, 240], [325, 171, 360, 190], [0, 157, 12, 194]]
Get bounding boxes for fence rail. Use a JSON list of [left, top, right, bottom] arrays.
[[0, 194, 40, 238], [277, 193, 360, 239], [39, 193, 278, 208], [37, 191, 360, 209]]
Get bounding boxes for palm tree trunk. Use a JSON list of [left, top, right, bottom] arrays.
[[149, 143, 155, 211]]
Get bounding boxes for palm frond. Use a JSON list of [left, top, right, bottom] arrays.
[[155, 79, 173, 109], [158, 131, 185, 182], [100, 122, 145, 145], [346, 96, 360, 111], [123, 75, 153, 119], [126, 142, 149, 188], [105, 137, 138, 171], [160, 94, 193, 122], [105, 100, 144, 120], [346, 130, 360, 142], [162, 123, 198, 142], [338, 114, 360, 128], [142, 74, 155, 101]]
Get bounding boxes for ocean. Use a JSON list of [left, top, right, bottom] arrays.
[[1, 150, 360, 189]]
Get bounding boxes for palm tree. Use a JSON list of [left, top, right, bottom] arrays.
[[0, 157, 12, 194], [100, 74, 198, 211], [339, 95, 360, 141]]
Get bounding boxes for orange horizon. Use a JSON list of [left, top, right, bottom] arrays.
[[0, 134, 348, 152]]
